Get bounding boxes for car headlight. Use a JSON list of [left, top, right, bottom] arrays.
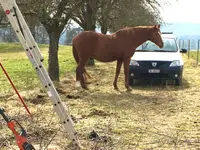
[[170, 60, 180, 66], [130, 60, 139, 66]]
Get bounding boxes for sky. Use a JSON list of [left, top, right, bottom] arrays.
[[161, 0, 200, 23]]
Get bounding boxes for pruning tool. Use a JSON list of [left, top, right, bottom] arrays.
[[0, 108, 35, 150]]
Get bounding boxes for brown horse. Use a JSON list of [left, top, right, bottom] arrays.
[[72, 25, 163, 90]]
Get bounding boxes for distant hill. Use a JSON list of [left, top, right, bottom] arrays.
[[60, 23, 200, 49], [161, 22, 200, 36], [161, 23, 200, 50]]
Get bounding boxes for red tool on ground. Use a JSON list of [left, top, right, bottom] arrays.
[[0, 63, 35, 149], [0, 108, 35, 150], [0, 63, 31, 116]]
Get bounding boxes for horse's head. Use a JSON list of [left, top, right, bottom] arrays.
[[148, 25, 164, 48]]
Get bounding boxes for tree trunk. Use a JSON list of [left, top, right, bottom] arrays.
[[87, 58, 95, 66], [26, 14, 37, 39], [85, 1, 96, 66], [48, 31, 60, 81], [101, 25, 107, 34]]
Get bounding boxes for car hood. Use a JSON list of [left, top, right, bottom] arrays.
[[131, 51, 183, 63]]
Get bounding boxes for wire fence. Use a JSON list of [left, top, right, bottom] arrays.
[[178, 39, 200, 65]]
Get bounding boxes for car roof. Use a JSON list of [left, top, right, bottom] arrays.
[[161, 32, 176, 39]]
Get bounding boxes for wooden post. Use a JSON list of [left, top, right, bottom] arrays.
[[197, 39, 200, 65], [179, 39, 181, 48], [188, 40, 190, 59]]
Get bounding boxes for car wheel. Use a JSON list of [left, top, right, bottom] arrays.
[[175, 77, 182, 86], [129, 77, 134, 86]]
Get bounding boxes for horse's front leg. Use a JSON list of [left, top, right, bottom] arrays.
[[113, 60, 123, 90], [123, 58, 132, 91]]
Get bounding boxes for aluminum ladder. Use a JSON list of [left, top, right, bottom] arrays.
[[0, 0, 80, 148]]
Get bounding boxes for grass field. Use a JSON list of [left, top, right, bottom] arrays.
[[0, 43, 76, 93], [187, 50, 200, 64], [1, 43, 200, 149]]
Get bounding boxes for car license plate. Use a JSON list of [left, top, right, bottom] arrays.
[[148, 69, 160, 73]]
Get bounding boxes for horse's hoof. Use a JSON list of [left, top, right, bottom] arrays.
[[82, 86, 89, 90], [114, 86, 119, 91], [76, 81, 81, 87], [126, 87, 132, 92]]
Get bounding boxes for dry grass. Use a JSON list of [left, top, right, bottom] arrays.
[[1, 54, 200, 149]]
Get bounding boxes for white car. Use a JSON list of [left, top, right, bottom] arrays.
[[129, 33, 187, 85]]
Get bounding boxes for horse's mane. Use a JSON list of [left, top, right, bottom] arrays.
[[114, 26, 152, 35], [134, 26, 154, 29]]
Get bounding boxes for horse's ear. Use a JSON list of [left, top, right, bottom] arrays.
[[154, 25, 160, 29]]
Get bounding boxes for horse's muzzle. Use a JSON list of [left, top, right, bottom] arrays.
[[159, 42, 164, 48]]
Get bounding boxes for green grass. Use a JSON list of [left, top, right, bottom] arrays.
[[0, 43, 76, 93]]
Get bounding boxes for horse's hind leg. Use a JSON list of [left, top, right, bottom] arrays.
[[83, 69, 92, 83], [78, 60, 88, 89], [123, 58, 132, 91], [113, 60, 123, 90], [76, 66, 87, 89], [84, 69, 91, 79]]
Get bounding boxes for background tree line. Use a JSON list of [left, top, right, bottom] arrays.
[[0, 0, 172, 81]]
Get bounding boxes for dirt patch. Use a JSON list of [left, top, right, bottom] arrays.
[[66, 94, 80, 99], [86, 108, 112, 117], [1, 55, 200, 149], [6, 88, 47, 105]]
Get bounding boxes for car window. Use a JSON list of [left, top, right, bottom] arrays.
[[136, 38, 178, 52]]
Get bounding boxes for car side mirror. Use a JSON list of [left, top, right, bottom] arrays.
[[180, 49, 187, 53]]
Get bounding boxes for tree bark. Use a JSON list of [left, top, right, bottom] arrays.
[[87, 58, 95, 66], [85, 2, 96, 66], [26, 14, 37, 39], [101, 24, 107, 34], [48, 31, 60, 81], [72, 1, 97, 66]]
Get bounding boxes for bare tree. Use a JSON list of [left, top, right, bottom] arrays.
[[0, 7, 9, 26], [72, 0, 100, 31], [65, 26, 83, 45], [97, 0, 168, 34], [0, 0, 173, 76], [72, 0, 103, 65], [16, 0, 83, 81], [72, 0, 168, 66]]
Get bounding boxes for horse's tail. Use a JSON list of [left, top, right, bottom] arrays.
[[72, 41, 79, 64], [72, 41, 91, 80]]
